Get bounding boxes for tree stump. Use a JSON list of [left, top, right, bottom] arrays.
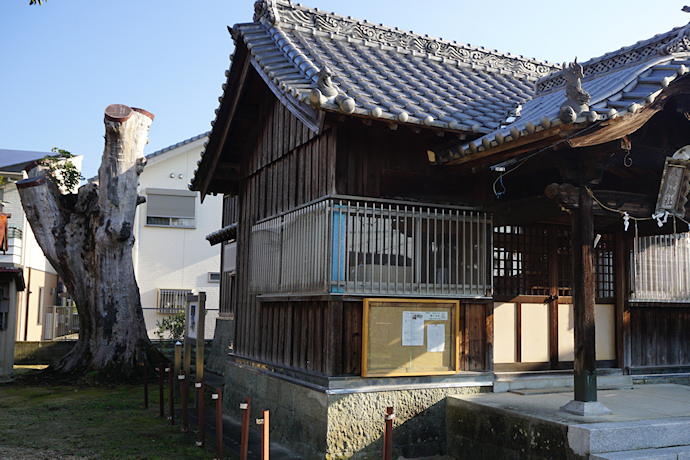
[[17, 105, 160, 378]]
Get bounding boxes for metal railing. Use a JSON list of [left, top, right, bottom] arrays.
[[52, 305, 79, 339], [7, 226, 22, 239], [632, 232, 690, 302], [157, 288, 192, 314], [250, 196, 493, 298]]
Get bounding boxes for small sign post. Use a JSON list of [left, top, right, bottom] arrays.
[[185, 292, 206, 406]]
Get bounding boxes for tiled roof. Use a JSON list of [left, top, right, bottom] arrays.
[[88, 132, 209, 183], [224, 0, 559, 135], [0, 149, 48, 172], [206, 223, 237, 246], [433, 23, 690, 164], [146, 132, 209, 161]]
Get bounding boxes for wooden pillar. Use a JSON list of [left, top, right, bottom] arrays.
[[548, 227, 559, 370], [571, 186, 598, 402]]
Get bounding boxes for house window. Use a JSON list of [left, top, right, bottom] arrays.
[[37, 287, 44, 325], [145, 188, 196, 228], [157, 288, 192, 314], [208, 272, 221, 283]]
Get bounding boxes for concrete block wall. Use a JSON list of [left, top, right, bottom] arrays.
[[14, 340, 76, 365], [446, 395, 583, 460], [223, 361, 489, 459]]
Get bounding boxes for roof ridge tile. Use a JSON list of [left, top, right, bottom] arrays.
[[255, 0, 558, 81]]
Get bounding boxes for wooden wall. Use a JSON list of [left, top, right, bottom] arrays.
[[630, 306, 690, 368], [252, 300, 491, 375], [334, 118, 486, 205], [232, 92, 339, 368], [230, 93, 494, 376], [253, 300, 362, 376]]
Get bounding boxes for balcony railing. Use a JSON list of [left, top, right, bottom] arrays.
[[250, 196, 493, 298], [7, 226, 22, 239]]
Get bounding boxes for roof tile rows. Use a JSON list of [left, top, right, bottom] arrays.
[[230, 0, 558, 136], [195, 0, 690, 188]]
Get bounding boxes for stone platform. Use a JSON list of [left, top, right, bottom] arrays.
[[447, 384, 690, 459]]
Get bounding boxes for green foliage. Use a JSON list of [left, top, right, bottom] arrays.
[[44, 148, 84, 192], [155, 312, 185, 341], [0, 382, 219, 458]]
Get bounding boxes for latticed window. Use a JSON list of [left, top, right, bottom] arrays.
[[493, 226, 550, 297], [596, 234, 615, 300], [494, 225, 614, 300], [157, 288, 192, 314], [556, 228, 573, 297]]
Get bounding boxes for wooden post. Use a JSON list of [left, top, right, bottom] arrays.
[[240, 397, 251, 460], [180, 370, 188, 433], [167, 366, 174, 424], [571, 186, 598, 402], [174, 341, 182, 400], [383, 406, 394, 460], [548, 227, 559, 370], [183, 341, 192, 388], [214, 390, 223, 460], [257, 409, 270, 460], [196, 380, 204, 448], [157, 365, 165, 417]]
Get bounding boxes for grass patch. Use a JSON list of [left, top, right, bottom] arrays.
[[1, 369, 222, 459]]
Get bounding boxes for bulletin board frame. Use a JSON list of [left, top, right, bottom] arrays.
[[362, 298, 459, 377]]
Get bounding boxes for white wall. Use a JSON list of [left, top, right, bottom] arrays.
[[3, 176, 60, 342], [134, 136, 222, 338]]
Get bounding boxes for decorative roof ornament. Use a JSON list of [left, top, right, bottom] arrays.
[[559, 58, 591, 124], [273, 2, 556, 80], [254, 0, 280, 24], [316, 67, 338, 97], [661, 23, 690, 55], [309, 67, 339, 107]]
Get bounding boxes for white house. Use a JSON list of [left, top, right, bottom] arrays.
[[134, 133, 222, 339], [1, 150, 84, 343], [0, 149, 84, 380]]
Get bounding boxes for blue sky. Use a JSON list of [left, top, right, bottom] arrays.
[[1, 1, 688, 181]]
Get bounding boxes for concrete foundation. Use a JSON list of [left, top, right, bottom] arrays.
[[13, 340, 76, 365], [206, 317, 233, 374], [447, 384, 690, 460], [222, 360, 491, 459]]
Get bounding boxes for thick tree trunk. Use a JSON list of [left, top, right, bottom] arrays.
[[17, 105, 160, 377]]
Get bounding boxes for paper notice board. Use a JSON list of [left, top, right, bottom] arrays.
[[362, 298, 459, 377]]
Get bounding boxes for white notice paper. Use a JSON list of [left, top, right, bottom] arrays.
[[427, 324, 445, 352], [424, 311, 448, 321], [402, 311, 424, 346]]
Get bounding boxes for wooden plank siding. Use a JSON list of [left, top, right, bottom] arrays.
[[630, 306, 690, 368], [230, 95, 495, 376], [232, 93, 340, 372]]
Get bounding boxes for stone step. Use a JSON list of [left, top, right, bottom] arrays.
[[493, 373, 632, 393], [568, 417, 690, 457], [590, 444, 690, 459]]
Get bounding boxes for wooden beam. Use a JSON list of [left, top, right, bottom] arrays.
[[443, 123, 575, 167], [197, 43, 253, 198], [545, 184, 655, 217]]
